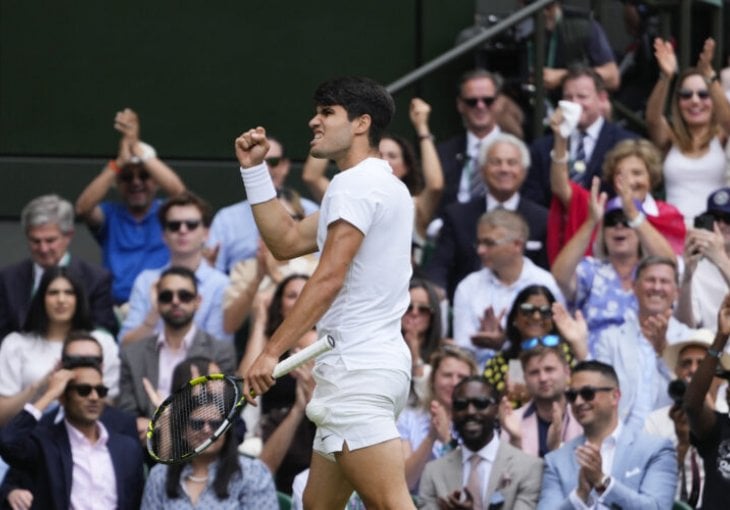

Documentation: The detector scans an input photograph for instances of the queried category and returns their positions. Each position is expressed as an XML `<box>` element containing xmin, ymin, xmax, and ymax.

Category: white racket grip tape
<box><xmin>272</xmin><ymin>335</ymin><xmax>335</xmax><ymax>378</ymax></box>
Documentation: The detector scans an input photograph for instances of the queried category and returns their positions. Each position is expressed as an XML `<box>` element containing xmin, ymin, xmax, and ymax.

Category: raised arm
<box><xmin>552</xmin><ymin>177</ymin><xmax>606</xmax><ymax>301</ymax></box>
<box><xmin>236</xmin><ymin>128</ymin><xmax>319</xmax><ymax>260</ymax></box>
<box><xmin>410</xmin><ymin>98</ymin><xmax>443</xmax><ymax>238</ymax></box>
<box><xmin>684</xmin><ymin>293</ymin><xmax>730</xmax><ymax>438</ymax></box>
<box><xmin>645</xmin><ymin>39</ymin><xmax>676</xmax><ymax>150</ymax></box>
<box><xmin>548</xmin><ymin>108</ymin><xmax>572</xmax><ymax>208</ymax></box>
<box><xmin>301</xmin><ymin>155</ymin><xmax>330</xmax><ymax>203</ymax></box>
<box><xmin>696</xmin><ymin>38</ymin><xmax>730</xmax><ymax>136</ymax></box>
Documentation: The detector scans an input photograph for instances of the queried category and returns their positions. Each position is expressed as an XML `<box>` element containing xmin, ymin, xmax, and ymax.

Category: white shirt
<box><xmin>485</xmin><ymin>192</ymin><xmax>520</xmax><ymax>212</ymax></box>
<box><xmin>156</xmin><ymin>324</ymin><xmax>197</xmax><ymax>398</ymax></box>
<box><xmin>460</xmin><ymin>434</ymin><xmax>500</xmax><ymax>506</ymax></box>
<box><xmin>570</xmin><ymin>117</ymin><xmax>604</xmax><ymax>164</ymax></box>
<box><xmin>316</xmin><ymin>157</ymin><xmax>413</xmax><ymax>372</ymax></box>
<box><xmin>568</xmin><ymin>422</ymin><xmax>623</xmax><ymax>509</ymax></box>
<box><xmin>452</xmin><ymin>257</ymin><xmax>565</xmax><ymax>368</ymax></box>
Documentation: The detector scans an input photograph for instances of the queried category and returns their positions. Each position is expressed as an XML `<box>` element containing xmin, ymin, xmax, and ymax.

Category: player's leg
<box><xmin>336</xmin><ymin>438</ymin><xmax>416</xmax><ymax>510</ymax></box>
<box><xmin>302</xmin><ymin>451</ymin><xmax>355</xmax><ymax>510</ymax></box>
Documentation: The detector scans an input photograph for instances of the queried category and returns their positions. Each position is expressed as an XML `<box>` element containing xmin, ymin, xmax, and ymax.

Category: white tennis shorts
<box><xmin>305</xmin><ymin>359</ymin><xmax>410</xmax><ymax>460</ymax></box>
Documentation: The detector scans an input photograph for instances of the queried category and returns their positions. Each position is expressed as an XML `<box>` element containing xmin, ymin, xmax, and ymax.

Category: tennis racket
<box><xmin>147</xmin><ymin>334</ymin><xmax>334</xmax><ymax>464</ymax></box>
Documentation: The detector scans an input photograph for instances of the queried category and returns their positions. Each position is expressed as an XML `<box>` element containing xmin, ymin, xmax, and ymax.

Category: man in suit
<box><xmin>522</xmin><ymin>66</ymin><xmax>637</xmax><ymax>208</ymax></box>
<box><xmin>0</xmin><ymin>331</ymin><xmax>138</xmax><ymax>509</ymax></box>
<box><xmin>0</xmin><ymin>194</ymin><xmax>117</xmax><ymax>341</ymax></box>
<box><xmin>117</xmin><ymin>265</ymin><xmax>236</xmax><ymax>443</ymax></box>
<box><xmin>420</xmin><ymin>375</ymin><xmax>542</xmax><ymax>509</ymax></box>
<box><xmin>426</xmin><ymin>133</ymin><xmax>549</xmax><ymax>301</ymax></box>
<box><xmin>0</xmin><ymin>361</ymin><xmax>145</xmax><ymax>510</ymax></box>
<box><xmin>538</xmin><ymin>360</ymin><xmax>677</xmax><ymax>509</ymax></box>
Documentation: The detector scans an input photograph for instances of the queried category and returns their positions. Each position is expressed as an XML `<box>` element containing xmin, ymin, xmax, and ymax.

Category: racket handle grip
<box><xmin>272</xmin><ymin>334</ymin><xmax>334</xmax><ymax>378</ymax></box>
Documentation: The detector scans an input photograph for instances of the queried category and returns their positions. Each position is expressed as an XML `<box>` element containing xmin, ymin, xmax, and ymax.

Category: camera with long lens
<box><xmin>667</xmin><ymin>379</ymin><xmax>687</xmax><ymax>405</ymax></box>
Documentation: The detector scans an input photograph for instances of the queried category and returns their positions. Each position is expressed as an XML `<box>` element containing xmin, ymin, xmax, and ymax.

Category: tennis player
<box><xmin>235</xmin><ymin>76</ymin><xmax>415</xmax><ymax>509</ymax></box>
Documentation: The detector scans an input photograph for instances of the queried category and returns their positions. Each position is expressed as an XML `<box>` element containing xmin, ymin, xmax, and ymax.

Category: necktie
<box><xmin>571</xmin><ymin>130</ymin><xmax>587</xmax><ymax>182</ymax></box>
<box><xmin>467</xmin><ymin>454</ymin><xmax>483</xmax><ymax>510</ymax></box>
<box><xmin>468</xmin><ymin>142</ymin><xmax>485</xmax><ymax>200</ymax></box>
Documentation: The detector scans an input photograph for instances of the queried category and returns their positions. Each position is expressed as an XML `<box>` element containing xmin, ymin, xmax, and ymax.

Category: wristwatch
<box><xmin>594</xmin><ymin>474</ymin><xmax>611</xmax><ymax>494</ymax></box>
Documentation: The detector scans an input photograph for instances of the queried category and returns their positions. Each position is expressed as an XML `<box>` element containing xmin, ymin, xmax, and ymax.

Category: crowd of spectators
<box><xmin>3</xmin><ymin>2</ymin><xmax>730</xmax><ymax>508</ymax></box>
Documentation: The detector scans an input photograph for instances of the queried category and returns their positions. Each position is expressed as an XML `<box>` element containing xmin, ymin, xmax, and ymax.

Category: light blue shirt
<box><xmin>120</xmin><ymin>262</ymin><xmax>231</xmax><ymax>342</ymax></box>
<box><xmin>209</xmin><ymin>198</ymin><xmax>319</xmax><ymax>274</ymax></box>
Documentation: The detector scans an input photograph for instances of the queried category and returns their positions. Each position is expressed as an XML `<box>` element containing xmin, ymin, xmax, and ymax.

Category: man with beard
<box><xmin>0</xmin><ymin>362</ymin><xmax>144</xmax><ymax>510</ymax></box>
<box><xmin>419</xmin><ymin>376</ymin><xmax>542</xmax><ymax>509</ymax></box>
<box><xmin>75</xmin><ymin>107</ymin><xmax>186</xmax><ymax>304</ymax></box>
<box><xmin>117</xmin><ymin>266</ymin><xmax>235</xmax><ymax>443</ymax></box>
<box><xmin>500</xmin><ymin>346</ymin><xmax>583</xmax><ymax>458</ymax></box>
<box><xmin>538</xmin><ymin>360</ymin><xmax>676</xmax><ymax>509</ymax></box>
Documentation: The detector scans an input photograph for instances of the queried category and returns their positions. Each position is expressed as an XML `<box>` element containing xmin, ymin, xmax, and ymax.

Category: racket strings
<box><xmin>150</xmin><ymin>378</ymin><xmax>238</xmax><ymax>462</ymax></box>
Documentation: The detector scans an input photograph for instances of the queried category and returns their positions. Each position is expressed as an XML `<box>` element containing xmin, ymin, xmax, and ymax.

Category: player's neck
<box><xmin>335</xmin><ymin>141</ymin><xmax>378</xmax><ymax>171</ymax></box>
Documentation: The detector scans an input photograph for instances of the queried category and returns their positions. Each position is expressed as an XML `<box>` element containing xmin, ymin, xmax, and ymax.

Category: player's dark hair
<box><xmin>313</xmin><ymin>76</ymin><xmax>395</xmax><ymax>147</ymax></box>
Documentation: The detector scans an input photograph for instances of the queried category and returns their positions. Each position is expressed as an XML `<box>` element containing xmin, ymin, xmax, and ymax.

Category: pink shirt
<box><xmin>65</xmin><ymin>420</ymin><xmax>117</xmax><ymax>510</ymax></box>
<box><xmin>156</xmin><ymin>325</ymin><xmax>196</xmax><ymax>398</ymax></box>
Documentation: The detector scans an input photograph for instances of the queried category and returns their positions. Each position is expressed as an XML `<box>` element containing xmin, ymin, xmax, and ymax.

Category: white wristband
<box><xmin>240</xmin><ymin>163</ymin><xmax>276</xmax><ymax>205</ymax></box>
<box><xmin>627</xmin><ymin>211</ymin><xmax>646</xmax><ymax>229</ymax></box>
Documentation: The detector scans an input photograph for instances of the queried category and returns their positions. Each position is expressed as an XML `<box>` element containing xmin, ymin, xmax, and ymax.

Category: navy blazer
<box><xmin>522</xmin><ymin>121</ymin><xmax>638</xmax><ymax>207</ymax></box>
<box><xmin>0</xmin><ymin>257</ymin><xmax>118</xmax><ymax>342</ymax></box>
<box><xmin>0</xmin><ymin>410</ymin><xmax>144</xmax><ymax>510</ymax></box>
<box><xmin>0</xmin><ymin>406</ymin><xmax>138</xmax><ymax>508</ymax></box>
<box><xmin>435</xmin><ymin>133</ymin><xmax>469</xmax><ymax>218</ymax></box>
<box><xmin>424</xmin><ymin>195</ymin><xmax>548</xmax><ymax>301</ymax></box>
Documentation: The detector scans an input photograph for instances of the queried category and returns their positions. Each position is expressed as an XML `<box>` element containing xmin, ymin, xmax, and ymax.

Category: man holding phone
<box><xmin>677</xmin><ymin>188</ymin><xmax>730</xmax><ymax>331</ymax></box>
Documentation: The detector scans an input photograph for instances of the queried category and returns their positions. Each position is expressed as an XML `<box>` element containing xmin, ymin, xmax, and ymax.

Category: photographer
<box><xmin>644</xmin><ymin>329</ymin><xmax>716</xmax><ymax>507</ymax></box>
<box><xmin>684</xmin><ymin>293</ymin><xmax>730</xmax><ymax>509</ymax></box>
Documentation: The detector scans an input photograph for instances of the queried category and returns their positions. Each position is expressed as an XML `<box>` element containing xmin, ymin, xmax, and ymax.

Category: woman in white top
<box><xmin>0</xmin><ymin>267</ymin><xmax>118</xmax><ymax>425</ymax></box>
<box><xmin>646</xmin><ymin>37</ymin><xmax>730</xmax><ymax>225</ymax></box>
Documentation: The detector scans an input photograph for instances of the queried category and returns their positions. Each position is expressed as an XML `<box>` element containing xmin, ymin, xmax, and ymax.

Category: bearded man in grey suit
<box><xmin>420</xmin><ymin>376</ymin><xmax>542</xmax><ymax>509</ymax></box>
<box><xmin>117</xmin><ymin>266</ymin><xmax>235</xmax><ymax>442</ymax></box>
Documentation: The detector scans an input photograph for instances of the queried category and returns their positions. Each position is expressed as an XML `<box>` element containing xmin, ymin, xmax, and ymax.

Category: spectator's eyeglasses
<box><xmin>158</xmin><ymin>289</ymin><xmax>197</xmax><ymax>304</ymax></box>
<box><xmin>452</xmin><ymin>396</ymin><xmax>496</xmax><ymax>411</ymax></box>
<box><xmin>564</xmin><ymin>386</ymin><xmax>614</xmax><ymax>403</ymax></box>
<box><xmin>460</xmin><ymin>96</ymin><xmax>496</xmax><ymax>108</ymax></box>
<box><xmin>521</xmin><ymin>334</ymin><xmax>561</xmax><ymax>351</ymax></box>
<box><xmin>603</xmin><ymin>213</ymin><xmax>630</xmax><ymax>228</ymax></box>
<box><xmin>518</xmin><ymin>303</ymin><xmax>553</xmax><ymax>319</ymax></box>
<box><xmin>67</xmin><ymin>384</ymin><xmax>109</xmax><ymax>398</ymax></box>
<box><xmin>406</xmin><ymin>304</ymin><xmax>432</xmax><ymax>315</ymax></box>
<box><xmin>189</xmin><ymin>418</ymin><xmax>224</xmax><ymax>431</ymax></box>
<box><xmin>119</xmin><ymin>170</ymin><xmax>150</xmax><ymax>183</ymax></box>
<box><xmin>677</xmin><ymin>89</ymin><xmax>710</xmax><ymax>101</ymax></box>
<box><xmin>265</xmin><ymin>157</ymin><xmax>283</xmax><ymax>166</ymax></box>
<box><xmin>165</xmin><ymin>220</ymin><xmax>202</xmax><ymax>232</ymax></box>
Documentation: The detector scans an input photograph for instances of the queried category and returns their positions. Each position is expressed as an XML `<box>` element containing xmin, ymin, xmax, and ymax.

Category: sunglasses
<box><xmin>165</xmin><ymin>220</ymin><xmax>202</xmax><ymax>232</ymax></box>
<box><xmin>67</xmin><ymin>383</ymin><xmax>109</xmax><ymax>398</ymax></box>
<box><xmin>564</xmin><ymin>385</ymin><xmax>614</xmax><ymax>403</ymax></box>
<box><xmin>119</xmin><ymin>170</ymin><xmax>150</xmax><ymax>183</ymax></box>
<box><xmin>265</xmin><ymin>156</ymin><xmax>284</xmax><ymax>167</ymax></box>
<box><xmin>158</xmin><ymin>289</ymin><xmax>197</xmax><ymax>304</ymax></box>
<box><xmin>677</xmin><ymin>89</ymin><xmax>710</xmax><ymax>101</ymax></box>
<box><xmin>453</xmin><ymin>396</ymin><xmax>496</xmax><ymax>411</ymax></box>
<box><xmin>406</xmin><ymin>304</ymin><xmax>432</xmax><ymax>315</ymax></box>
<box><xmin>461</xmin><ymin>96</ymin><xmax>496</xmax><ymax>108</ymax></box>
<box><xmin>518</xmin><ymin>303</ymin><xmax>552</xmax><ymax>319</ymax></box>
<box><xmin>521</xmin><ymin>334</ymin><xmax>561</xmax><ymax>351</ymax></box>
<box><xmin>189</xmin><ymin>418</ymin><xmax>224</xmax><ymax>431</ymax></box>
<box><xmin>603</xmin><ymin>213</ymin><xmax>630</xmax><ymax>228</ymax></box>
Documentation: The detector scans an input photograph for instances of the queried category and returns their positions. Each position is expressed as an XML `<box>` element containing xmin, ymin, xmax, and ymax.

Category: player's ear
<box><xmin>353</xmin><ymin>113</ymin><xmax>371</xmax><ymax>136</ymax></box>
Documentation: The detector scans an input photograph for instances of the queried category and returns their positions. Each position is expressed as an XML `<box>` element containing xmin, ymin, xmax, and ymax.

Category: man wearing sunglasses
<box><xmin>119</xmin><ymin>192</ymin><xmax>232</xmax><ymax>344</ymax></box>
<box><xmin>207</xmin><ymin>136</ymin><xmax>319</xmax><ymax>274</ymax></box>
<box><xmin>75</xmin><ymin>107</ymin><xmax>186</xmax><ymax>305</ymax></box>
<box><xmin>420</xmin><ymin>376</ymin><xmax>542</xmax><ymax>509</ymax></box>
<box><xmin>539</xmin><ymin>360</ymin><xmax>677</xmax><ymax>509</ymax></box>
<box><xmin>677</xmin><ymin>187</ymin><xmax>730</xmax><ymax>333</ymax></box>
<box><xmin>118</xmin><ymin>266</ymin><xmax>236</xmax><ymax>443</ymax></box>
<box><xmin>0</xmin><ymin>360</ymin><xmax>145</xmax><ymax>510</ymax></box>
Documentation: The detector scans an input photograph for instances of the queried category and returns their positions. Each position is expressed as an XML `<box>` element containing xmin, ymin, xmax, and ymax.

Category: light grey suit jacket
<box><xmin>537</xmin><ymin>427</ymin><xmax>677</xmax><ymax>509</ymax></box>
<box><xmin>419</xmin><ymin>440</ymin><xmax>543</xmax><ymax>509</ymax></box>
<box><xmin>117</xmin><ymin>328</ymin><xmax>236</xmax><ymax>417</ymax></box>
